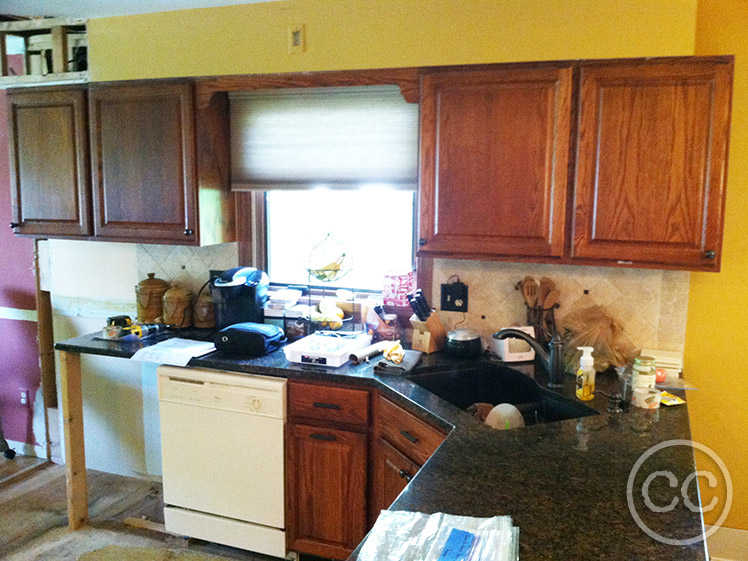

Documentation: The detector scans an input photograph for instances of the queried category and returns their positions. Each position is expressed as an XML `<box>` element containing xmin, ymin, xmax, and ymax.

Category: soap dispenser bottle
<box><xmin>575</xmin><ymin>346</ymin><xmax>596</xmax><ymax>401</ymax></box>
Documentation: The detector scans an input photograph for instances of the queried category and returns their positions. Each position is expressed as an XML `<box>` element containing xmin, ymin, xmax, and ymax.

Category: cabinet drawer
<box><xmin>377</xmin><ymin>396</ymin><xmax>445</xmax><ymax>465</ymax></box>
<box><xmin>288</xmin><ymin>381</ymin><xmax>369</xmax><ymax>428</ymax></box>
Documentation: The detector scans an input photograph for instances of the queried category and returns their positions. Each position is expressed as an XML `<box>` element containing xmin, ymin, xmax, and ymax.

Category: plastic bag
<box><xmin>560</xmin><ymin>305</ymin><xmax>637</xmax><ymax>372</ymax></box>
<box><xmin>358</xmin><ymin>510</ymin><xmax>519</xmax><ymax>561</ymax></box>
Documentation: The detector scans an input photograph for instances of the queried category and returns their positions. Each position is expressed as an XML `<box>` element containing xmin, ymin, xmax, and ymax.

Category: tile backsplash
<box><xmin>432</xmin><ymin>259</ymin><xmax>690</xmax><ymax>354</ymax></box>
<box><xmin>135</xmin><ymin>243</ymin><xmax>239</xmax><ymax>296</ymax></box>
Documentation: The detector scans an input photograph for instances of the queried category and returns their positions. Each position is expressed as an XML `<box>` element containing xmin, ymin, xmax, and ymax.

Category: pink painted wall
<box><xmin>0</xmin><ymin>54</ymin><xmax>42</xmax><ymax>446</ymax></box>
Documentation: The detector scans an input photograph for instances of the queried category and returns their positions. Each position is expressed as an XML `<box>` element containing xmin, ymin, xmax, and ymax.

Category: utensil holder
<box><xmin>410</xmin><ymin>313</ymin><xmax>447</xmax><ymax>354</ymax></box>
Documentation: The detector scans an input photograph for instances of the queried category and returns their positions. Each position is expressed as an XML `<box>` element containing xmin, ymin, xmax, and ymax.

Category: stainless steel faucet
<box><xmin>492</xmin><ymin>328</ymin><xmax>566</xmax><ymax>388</ymax></box>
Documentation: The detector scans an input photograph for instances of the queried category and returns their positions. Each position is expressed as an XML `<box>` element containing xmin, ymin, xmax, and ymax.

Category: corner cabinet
<box><xmin>89</xmin><ymin>82</ymin><xmax>197</xmax><ymax>242</ymax></box>
<box><xmin>418</xmin><ymin>65</ymin><xmax>573</xmax><ymax>259</ymax></box>
<box><xmin>8</xmin><ymin>87</ymin><xmax>92</xmax><ymax>237</ymax></box>
<box><xmin>572</xmin><ymin>59</ymin><xmax>733</xmax><ymax>270</ymax></box>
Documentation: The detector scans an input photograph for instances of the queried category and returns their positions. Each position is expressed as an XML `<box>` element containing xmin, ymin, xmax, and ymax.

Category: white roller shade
<box><xmin>229</xmin><ymin>86</ymin><xmax>419</xmax><ymax>190</ymax></box>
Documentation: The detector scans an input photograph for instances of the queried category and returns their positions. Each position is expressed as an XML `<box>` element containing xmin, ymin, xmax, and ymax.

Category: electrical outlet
<box><xmin>287</xmin><ymin>24</ymin><xmax>306</xmax><ymax>53</ymax></box>
<box><xmin>19</xmin><ymin>388</ymin><xmax>28</xmax><ymax>406</ymax></box>
<box><xmin>209</xmin><ymin>269</ymin><xmax>224</xmax><ymax>282</ymax></box>
<box><xmin>441</xmin><ymin>282</ymin><xmax>468</xmax><ymax>312</ymax></box>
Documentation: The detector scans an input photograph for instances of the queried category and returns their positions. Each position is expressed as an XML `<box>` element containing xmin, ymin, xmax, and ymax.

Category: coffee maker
<box><xmin>211</xmin><ymin>267</ymin><xmax>270</xmax><ymax>329</ymax></box>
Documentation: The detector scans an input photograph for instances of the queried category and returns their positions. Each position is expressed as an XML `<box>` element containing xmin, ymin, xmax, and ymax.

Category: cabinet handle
<box><xmin>184</xmin><ymin>228</ymin><xmax>194</xmax><ymax>236</ymax></box>
<box><xmin>705</xmin><ymin>250</ymin><xmax>716</xmax><ymax>259</ymax></box>
<box><xmin>418</xmin><ymin>238</ymin><xmax>427</xmax><ymax>246</ymax></box>
<box><xmin>400</xmin><ymin>430</ymin><xmax>419</xmax><ymax>444</ymax></box>
<box><xmin>311</xmin><ymin>433</ymin><xmax>337</xmax><ymax>442</ymax></box>
<box><xmin>9</xmin><ymin>222</ymin><xmax>19</xmax><ymax>229</ymax></box>
<box><xmin>313</xmin><ymin>402</ymin><xmax>341</xmax><ymax>410</ymax></box>
<box><xmin>399</xmin><ymin>469</ymin><xmax>412</xmax><ymax>482</ymax></box>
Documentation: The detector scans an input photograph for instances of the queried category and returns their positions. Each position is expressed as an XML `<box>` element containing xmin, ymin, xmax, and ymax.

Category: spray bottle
<box><xmin>575</xmin><ymin>346</ymin><xmax>595</xmax><ymax>401</ymax></box>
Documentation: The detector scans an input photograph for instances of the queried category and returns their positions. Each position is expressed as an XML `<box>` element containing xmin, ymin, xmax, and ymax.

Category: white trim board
<box><xmin>0</xmin><ymin>307</ymin><xmax>37</xmax><ymax>322</ymax></box>
<box><xmin>708</xmin><ymin>526</ymin><xmax>748</xmax><ymax>561</ymax></box>
<box><xmin>5</xmin><ymin>439</ymin><xmax>46</xmax><ymax>459</ymax></box>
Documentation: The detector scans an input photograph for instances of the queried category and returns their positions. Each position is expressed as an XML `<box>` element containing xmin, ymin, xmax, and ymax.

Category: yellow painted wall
<box><xmin>688</xmin><ymin>0</ymin><xmax>748</xmax><ymax>531</ymax></box>
<box><xmin>88</xmin><ymin>0</ymin><xmax>696</xmax><ymax>81</ymax></box>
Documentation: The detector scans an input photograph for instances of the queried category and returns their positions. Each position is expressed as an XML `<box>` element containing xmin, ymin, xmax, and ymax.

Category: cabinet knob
<box><xmin>9</xmin><ymin>222</ymin><xmax>19</xmax><ymax>229</ymax></box>
<box><xmin>418</xmin><ymin>238</ymin><xmax>427</xmax><ymax>246</ymax></box>
<box><xmin>398</xmin><ymin>469</ymin><xmax>412</xmax><ymax>482</ymax></box>
<box><xmin>184</xmin><ymin>228</ymin><xmax>194</xmax><ymax>236</ymax></box>
<box><xmin>705</xmin><ymin>250</ymin><xmax>716</xmax><ymax>259</ymax></box>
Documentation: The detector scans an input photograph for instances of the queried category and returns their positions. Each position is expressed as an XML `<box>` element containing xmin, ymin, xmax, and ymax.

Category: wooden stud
<box><xmin>50</xmin><ymin>26</ymin><xmax>68</xmax><ymax>74</ymax></box>
<box><xmin>59</xmin><ymin>350</ymin><xmax>88</xmax><ymax>530</ymax></box>
<box><xmin>0</xmin><ymin>33</ymin><xmax>7</xmax><ymax>77</ymax></box>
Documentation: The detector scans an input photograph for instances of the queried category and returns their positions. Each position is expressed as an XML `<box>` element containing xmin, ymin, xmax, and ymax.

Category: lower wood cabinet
<box><xmin>370</xmin><ymin>437</ymin><xmax>421</xmax><ymax>520</ymax></box>
<box><xmin>285</xmin><ymin>382</ymin><xmax>448</xmax><ymax>559</ymax></box>
<box><xmin>286</xmin><ymin>422</ymin><xmax>368</xmax><ymax>560</ymax></box>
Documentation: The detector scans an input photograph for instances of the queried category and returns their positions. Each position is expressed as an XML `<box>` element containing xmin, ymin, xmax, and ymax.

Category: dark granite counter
<box><xmin>56</xmin><ymin>331</ymin><xmax>706</xmax><ymax>560</ymax></box>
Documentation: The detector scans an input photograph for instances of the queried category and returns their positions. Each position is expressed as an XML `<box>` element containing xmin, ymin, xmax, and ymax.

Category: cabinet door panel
<box><xmin>573</xmin><ymin>60</ymin><xmax>732</xmax><ymax>268</ymax></box>
<box><xmin>90</xmin><ymin>82</ymin><xmax>196</xmax><ymax>242</ymax></box>
<box><xmin>370</xmin><ymin>437</ymin><xmax>420</xmax><ymax>524</ymax></box>
<box><xmin>419</xmin><ymin>66</ymin><xmax>572</xmax><ymax>258</ymax></box>
<box><xmin>286</xmin><ymin>423</ymin><xmax>367</xmax><ymax>560</ymax></box>
<box><xmin>8</xmin><ymin>88</ymin><xmax>90</xmax><ymax>236</ymax></box>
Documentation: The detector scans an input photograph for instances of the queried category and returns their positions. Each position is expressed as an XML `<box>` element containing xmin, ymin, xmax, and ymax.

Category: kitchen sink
<box><xmin>407</xmin><ymin>364</ymin><xmax>598</xmax><ymax>426</ymax></box>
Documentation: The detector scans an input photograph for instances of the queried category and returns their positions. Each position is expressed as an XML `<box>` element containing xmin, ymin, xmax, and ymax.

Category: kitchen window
<box><xmin>230</xmin><ymin>86</ymin><xmax>419</xmax><ymax>291</ymax></box>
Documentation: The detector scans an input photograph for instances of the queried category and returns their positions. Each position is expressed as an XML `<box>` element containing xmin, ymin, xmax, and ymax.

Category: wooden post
<box><xmin>50</xmin><ymin>26</ymin><xmax>68</xmax><ymax>74</ymax></box>
<box><xmin>0</xmin><ymin>33</ymin><xmax>7</xmax><ymax>77</ymax></box>
<box><xmin>59</xmin><ymin>351</ymin><xmax>88</xmax><ymax>530</ymax></box>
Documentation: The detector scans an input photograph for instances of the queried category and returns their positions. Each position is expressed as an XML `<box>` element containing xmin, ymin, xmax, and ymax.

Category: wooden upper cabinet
<box><xmin>572</xmin><ymin>59</ymin><xmax>733</xmax><ymax>270</ymax></box>
<box><xmin>418</xmin><ymin>65</ymin><xmax>573</xmax><ymax>258</ymax></box>
<box><xmin>8</xmin><ymin>87</ymin><xmax>91</xmax><ymax>237</ymax></box>
<box><xmin>89</xmin><ymin>81</ymin><xmax>197</xmax><ymax>242</ymax></box>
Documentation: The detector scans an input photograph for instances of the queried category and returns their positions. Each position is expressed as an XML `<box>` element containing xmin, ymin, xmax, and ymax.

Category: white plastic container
<box><xmin>284</xmin><ymin>332</ymin><xmax>372</xmax><ymax>367</ymax></box>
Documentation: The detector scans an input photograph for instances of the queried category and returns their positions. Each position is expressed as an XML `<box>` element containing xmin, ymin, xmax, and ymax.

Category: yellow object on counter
<box><xmin>382</xmin><ymin>340</ymin><xmax>404</xmax><ymax>364</ymax></box>
<box><xmin>660</xmin><ymin>391</ymin><xmax>686</xmax><ymax>406</ymax></box>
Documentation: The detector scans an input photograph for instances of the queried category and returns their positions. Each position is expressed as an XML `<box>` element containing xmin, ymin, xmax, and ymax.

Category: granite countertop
<box><xmin>56</xmin><ymin>331</ymin><xmax>706</xmax><ymax>560</ymax></box>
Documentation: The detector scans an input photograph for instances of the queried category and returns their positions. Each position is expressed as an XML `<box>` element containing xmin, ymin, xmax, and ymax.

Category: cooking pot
<box><xmin>445</xmin><ymin>328</ymin><xmax>483</xmax><ymax>358</ymax></box>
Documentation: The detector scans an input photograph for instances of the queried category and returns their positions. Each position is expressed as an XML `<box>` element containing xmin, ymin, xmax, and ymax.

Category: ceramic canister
<box><xmin>135</xmin><ymin>273</ymin><xmax>170</xmax><ymax>322</ymax></box>
<box><xmin>163</xmin><ymin>285</ymin><xmax>193</xmax><ymax>328</ymax></box>
<box><xmin>193</xmin><ymin>291</ymin><xmax>216</xmax><ymax>329</ymax></box>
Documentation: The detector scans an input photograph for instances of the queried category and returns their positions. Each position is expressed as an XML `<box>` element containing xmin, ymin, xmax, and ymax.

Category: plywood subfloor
<box><xmin>0</xmin><ymin>463</ymin><xmax>283</xmax><ymax>561</ymax></box>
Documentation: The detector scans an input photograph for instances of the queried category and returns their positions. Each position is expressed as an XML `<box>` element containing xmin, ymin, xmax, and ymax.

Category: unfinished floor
<box><xmin>0</xmin><ymin>456</ymin><xmax>284</xmax><ymax>561</ymax></box>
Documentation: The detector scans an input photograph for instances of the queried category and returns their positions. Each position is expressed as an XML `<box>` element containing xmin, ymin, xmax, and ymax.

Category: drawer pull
<box><xmin>399</xmin><ymin>469</ymin><xmax>412</xmax><ymax>482</ymax></box>
<box><xmin>313</xmin><ymin>402</ymin><xmax>341</xmax><ymax>410</ymax></box>
<box><xmin>311</xmin><ymin>433</ymin><xmax>337</xmax><ymax>442</ymax></box>
<box><xmin>400</xmin><ymin>430</ymin><xmax>419</xmax><ymax>444</ymax></box>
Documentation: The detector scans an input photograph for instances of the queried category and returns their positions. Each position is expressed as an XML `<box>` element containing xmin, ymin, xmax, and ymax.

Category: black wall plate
<box><xmin>441</xmin><ymin>282</ymin><xmax>468</xmax><ymax>312</ymax></box>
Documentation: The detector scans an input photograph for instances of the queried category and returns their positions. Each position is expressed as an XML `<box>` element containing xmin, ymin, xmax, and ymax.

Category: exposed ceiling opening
<box><xmin>1</xmin><ymin>0</ymin><xmax>283</xmax><ymax>19</ymax></box>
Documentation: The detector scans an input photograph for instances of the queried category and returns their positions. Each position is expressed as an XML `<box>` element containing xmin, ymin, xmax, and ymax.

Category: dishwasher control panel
<box><xmin>157</xmin><ymin>366</ymin><xmax>286</xmax><ymax>419</ymax></box>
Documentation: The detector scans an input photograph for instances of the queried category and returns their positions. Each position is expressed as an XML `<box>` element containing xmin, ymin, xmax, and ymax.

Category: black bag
<box><xmin>214</xmin><ymin>322</ymin><xmax>286</xmax><ymax>357</ymax></box>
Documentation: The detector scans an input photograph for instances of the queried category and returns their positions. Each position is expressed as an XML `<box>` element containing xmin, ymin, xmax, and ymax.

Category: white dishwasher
<box><xmin>157</xmin><ymin>366</ymin><xmax>287</xmax><ymax>558</ymax></box>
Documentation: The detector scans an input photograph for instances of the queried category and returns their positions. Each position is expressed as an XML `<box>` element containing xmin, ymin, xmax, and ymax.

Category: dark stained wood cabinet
<box><xmin>572</xmin><ymin>59</ymin><xmax>733</xmax><ymax>270</ymax></box>
<box><xmin>370</xmin><ymin>437</ymin><xmax>420</xmax><ymax>520</ymax></box>
<box><xmin>418</xmin><ymin>65</ymin><xmax>573</xmax><ymax>259</ymax></box>
<box><xmin>286</xmin><ymin>381</ymin><xmax>369</xmax><ymax>560</ymax></box>
<box><xmin>8</xmin><ymin>87</ymin><xmax>91</xmax><ymax>237</ymax></box>
<box><xmin>89</xmin><ymin>81</ymin><xmax>198</xmax><ymax>242</ymax></box>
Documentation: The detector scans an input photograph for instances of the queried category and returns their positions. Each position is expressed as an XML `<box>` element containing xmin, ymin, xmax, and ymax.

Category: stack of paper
<box><xmin>131</xmin><ymin>338</ymin><xmax>216</xmax><ymax>367</ymax></box>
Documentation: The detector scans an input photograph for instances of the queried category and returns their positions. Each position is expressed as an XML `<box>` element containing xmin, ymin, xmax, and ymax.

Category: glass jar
<box><xmin>632</xmin><ymin>356</ymin><xmax>656</xmax><ymax>389</ymax></box>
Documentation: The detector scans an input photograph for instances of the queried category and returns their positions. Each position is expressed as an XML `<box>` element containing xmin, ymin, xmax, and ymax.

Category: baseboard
<box><xmin>708</xmin><ymin>526</ymin><xmax>748</xmax><ymax>561</ymax></box>
<box><xmin>6</xmin><ymin>439</ymin><xmax>47</xmax><ymax>459</ymax></box>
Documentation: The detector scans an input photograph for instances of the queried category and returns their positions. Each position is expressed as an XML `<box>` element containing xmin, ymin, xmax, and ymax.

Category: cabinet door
<box><xmin>419</xmin><ymin>66</ymin><xmax>572</xmax><ymax>258</ymax></box>
<box><xmin>8</xmin><ymin>87</ymin><xmax>91</xmax><ymax>237</ymax></box>
<box><xmin>286</xmin><ymin>423</ymin><xmax>367</xmax><ymax>560</ymax></box>
<box><xmin>89</xmin><ymin>81</ymin><xmax>197</xmax><ymax>242</ymax></box>
<box><xmin>370</xmin><ymin>437</ymin><xmax>420</xmax><ymax>525</ymax></box>
<box><xmin>573</xmin><ymin>59</ymin><xmax>733</xmax><ymax>269</ymax></box>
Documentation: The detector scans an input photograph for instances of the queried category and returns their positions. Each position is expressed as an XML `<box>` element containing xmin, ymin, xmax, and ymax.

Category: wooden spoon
<box><xmin>538</xmin><ymin>277</ymin><xmax>556</xmax><ymax>308</ymax></box>
<box><xmin>521</xmin><ymin>276</ymin><xmax>538</xmax><ymax>308</ymax></box>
